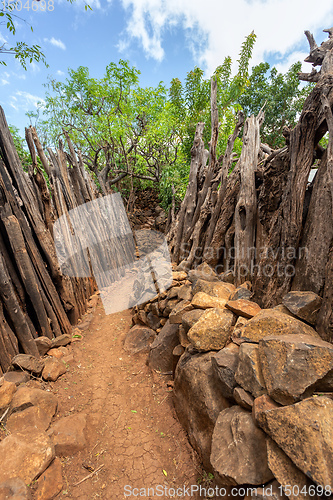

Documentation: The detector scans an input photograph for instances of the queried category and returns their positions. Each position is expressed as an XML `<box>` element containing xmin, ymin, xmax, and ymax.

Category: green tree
<box><xmin>238</xmin><ymin>61</ymin><xmax>314</xmax><ymax>148</ymax></box>
<box><xmin>33</xmin><ymin>60</ymin><xmax>183</xmax><ymax>199</ymax></box>
<box><xmin>169</xmin><ymin>32</ymin><xmax>257</xmax><ymax>168</ymax></box>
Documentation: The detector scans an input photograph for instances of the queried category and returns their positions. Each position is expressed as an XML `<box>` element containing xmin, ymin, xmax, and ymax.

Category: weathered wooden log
<box><xmin>253</xmin><ymin>73</ymin><xmax>333</xmax><ymax>307</ymax></box>
<box><xmin>1</xmin><ymin>209</ymin><xmax>53</xmax><ymax>338</ymax></box>
<box><xmin>0</xmin><ymin>250</ymin><xmax>39</xmax><ymax>356</ymax></box>
<box><xmin>203</xmin><ymin>111</ymin><xmax>244</xmax><ymax>256</ymax></box>
<box><xmin>233</xmin><ymin>110</ymin><xmax>264</xmax><ymax>285</ymax></box>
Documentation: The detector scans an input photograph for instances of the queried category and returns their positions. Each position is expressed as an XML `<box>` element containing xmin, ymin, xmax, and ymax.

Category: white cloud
<box><xmin>56</xmin><ymin>70</ymin><xmax>65</xmax><ymax>76</ymax></box>
<box><xmin>0</xmin><ymin>33</ymin><xmax>7</xmax><ymax>45</ymax></box>
<box><xmin>1</xmin><ymin>79</ymin><xmax>9</xmax><ymax>86</ymax></box>
<box><xmin>118</xmin><ymin>0</ymin><xmax>333</xmax><ymax>74</ymax></box>
<box><xmin>44</xmin><ymin>37</ymin><xmax>66</xmax><ymax>50</ymax></box>
<box><xmin>9</xmin><ymin>91</ymin><xmax>45</xmax><ymax>112</ymax></box>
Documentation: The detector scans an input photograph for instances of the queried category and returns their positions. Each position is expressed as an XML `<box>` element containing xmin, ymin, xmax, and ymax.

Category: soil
<box><xmin>47</xmin><ymin>298</ymin><xmax>203</xmax><ymax>499</ymax></box>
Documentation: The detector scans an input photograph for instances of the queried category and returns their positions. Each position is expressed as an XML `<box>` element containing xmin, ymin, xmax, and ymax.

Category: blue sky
<box><xmin>1</xmin><ymin>0</ymin><xmax>333</xmax><ymax>135</ymax></box>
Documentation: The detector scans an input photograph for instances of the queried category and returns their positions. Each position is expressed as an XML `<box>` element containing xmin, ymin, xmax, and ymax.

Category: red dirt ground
<box><xmin>48</xmin><ymin>298</ymin><xmax>206</xmax><ymax>499</ymax></box>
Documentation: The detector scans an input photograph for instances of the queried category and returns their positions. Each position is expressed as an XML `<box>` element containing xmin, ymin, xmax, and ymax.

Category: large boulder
<box><xmin>210</xmin><ymin>406</ymin><xmax>274</xmax><ymax>486</ymax></box>
<box><xmin>173</xmin><ymin>350</ymin><xmax>230</xmax><ymax>469</ymax></box>
<box><xmin>11</xmin><ymin>354</ymin><xmax>44</xmax><ymax>375</ymax></box>
<box><xmin>10</xmin><ymin>387</ymin><xmax>58</xmax><ymax>419</ymax></box>
<box><xmin>182</xmin><ymin>309</ymin><xmax>205</xmax><ymax>334</ymax></box>
<box><xmin>123</xmin><ymin>325</ymin><xmax>155</xmax><ymax>354</ymax></box>
<box><xmin>235</xmin><ymin>343</ymin><xmax>266</xmax><ymax>398</ymax></box>
<box><xmin>48</xmin><ymin>413</ymin><xmax>87</xmax><ymax>456</ymax></box>
<box><xmin>187</xmin><ymin>308</ymin><xmax>235</xmax><ymax>351</ymax></box>
<box><xmin>259</xmin><ymin>334</ymin><xmax>333</xmax><ymax>405</ymax></box>
<box><xmin>240</xmin><ymin>310</ymin><xmax>319</xmax><ymax>343</ymax></box>
<box><xmin>226</xmin><ymin>299</ymin><xmax>261</xmax><ymax>319</ymax></box>
<box><xmin>192</xmin><ymin>279</ymin><xmax>234</xmax><ymax>300</ymax></box>
<box><xmin>0</xmin><ymin>431</ymin><xmax>54</xmax><ymax>484</ymax></box>
<box><xmin>211</xmin><ymin>343</ymin><xmax>239</xmax><ymax>399</ymax></box>
<box><xmin>266</xmin><ymin>438</ymin><xmax>314</xmax><ymax>500</ymax></box>
<box><xmin>148</xmin><ymin>321</ymin><xmax>179</xmax><ymax>373</ymax></box>
<box><xmin>6</xmin><ymin>406</ymin><xmax>53</xmax><ymax>435</ymax></box>
<box><xmin>261</xmin><ymin>396</ymin><xmax>333</xmax><ymax>488</ymax></box>
<box><xmin>35</xmin><ymin>457</ymin><xmax>63</xmax><ymax>500</ymax></box>
<box><xmin>282</xmin><ymin>291</ymin><xmax>322</xmax><ymax>325</ymax></box>
<box><xmin>191</xmin><ymin>292</ymin><xmax>229</xmax><ymax>309</ymax></box>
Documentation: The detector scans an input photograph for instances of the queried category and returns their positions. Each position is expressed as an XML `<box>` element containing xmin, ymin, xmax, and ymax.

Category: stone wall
<box><xmin>127</xmin><ymin>262</ymin><xmax>333</xmax><ymax>496</ymax></box>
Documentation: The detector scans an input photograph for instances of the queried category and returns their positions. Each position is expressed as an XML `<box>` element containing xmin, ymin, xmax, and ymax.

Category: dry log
<box><xmin>234</xmin><ymin>110</ymin><xmax>264</xmax><ymax>285</ymax></box>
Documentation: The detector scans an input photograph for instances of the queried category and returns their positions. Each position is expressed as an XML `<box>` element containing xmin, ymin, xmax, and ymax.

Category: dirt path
<box><xmin>50</xmin><ymin>298</ymin><xmax>201</xmax><ymax>499</ymax></box>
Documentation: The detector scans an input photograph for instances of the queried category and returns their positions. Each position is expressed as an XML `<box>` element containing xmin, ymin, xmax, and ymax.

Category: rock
<box><xmin>174</xmin><ymin>350</ymin><xmax>230</xmax><ymax>469</ymax></box>
<box><xmin>172</xmin><ymin>345</ymin><xmax>185</xmax><ymax>377</ymax></box>
<box><xmin>148</xmin><ymin>321</ymin><xmax>179</xmax><ymax>373</ymax></box>
<box><xmin>123</xmin><ymin>325</ymin><xmax>155</xmax><ymax>354</ymax></box>
<box><xmin>211</xmin><ymin>344</ymin><xmax>239</xmax><ymax>399</ymax></box>
<box><xmin>0</xmin><ymin>380</ymin><xmax>17</xmax><ymax>410</ymax></box>
<box><xmin>266</xmin><ymin>439</ymin><xmax>313</xmax><ymax>500</ymax></box>
<box><xmin>226</xmin><ymin>299</ymin><xmax>261</xmax><ymax>318</ymax></box>
<box><xmin>177</xmin><ymin>285</ymin><xmax>193</xmax><ymax>301</ymax></box>
<box><xmin>245</xmin><ymin>480</ymin><xmax>287</xmax><ymax>500</ymax></box>
<box><xmin>188</xmin><ymin>269</ymin><xmax>219</xmax><ymax>285</ymax></box>
<box><xmin>169</xmin><ymin>300</ymin><xmax>193</xmax><ymax>324</ymax></box>
<box><xmin>193</xmin><ymin>279</ymin><xmax>234</xmax><ymax>300</ymax></box>
<box><xmin>230</xmin><ymin>287</ymin><xmax>253</xmax><ymax>301</ymax></box>
<box><xmin>172</xmin><ymin>271</ymin><xmax>188</xmax><ymax>281</ymax></box>
<box><xmin>196</xmin><ymin>262</ymin><xmax>217</xmax><ymax>277</ymax></box>
<box><xmin>235</xmin><ymin>343</ymin><xmax>266</xmax><ymax>398</ymax></box>
<box><xmin>35</xmin><ymin>457</ymin><xmax>63</xmax><ymax>500</ymax></box>
<box><xmin>259</xmin><ymin>334</ymin><xmax>333</xmax><ymax>405</ymax></box>
<box><xmin>51</xmin><ymin>334</ymin><xmax>71</xmax><ymax>348</ymax></box>
<box><xmin>41</xmin><ymin>358</ymin><xmax>67</xmax><ymax>382</ymax></box>
<box><xmin>135</xmin><ymin>309</ymin><xmax>148</xmax><ymax>325</ymax></box>
<box><xmin>3</xmin><ymin>371</ymin><xmax>30</xmax><ymax>386</ymax></box>
<box><xmin>188</xmin><ymin>308</ymin><xmax>235</xmax><ymax>352</ymax></box>
<box><xmin>6</xmin><ymin>406</ymin><xmax>53</xmax><ymax>434</ymax></box>
<box><xmin>218</xmin><ymin>270</ymin><xmax>235</xmax><ymax>284</ymax></box>
<box><xmin>232</xmin><ymin>316</ymin><xmax>248</xmax><ymax>343</ymax></box>
<box><xmin>233</xmin><ymin>387</ymin><xmax>254</xmax><ymax>410</ymax></box>
<box><xmin>11</xmin><ymin>354</ymin><xmax>45</xmax><ymax>375</ymax></box>
<box><xmin>0</xmin><ymin>478</ymin><xmax>31</xmax><ymax>500</ymax></box>
<box><xmin>282</xmin><ymin>291</ymin><xmax>322</xmax><ymax>325</ymax></box>
<box><xmin>47</xmin><ymin>347</ymin><xmax>68</xmax><ymax>359</ymax></box>
<box><xmin>150</xmin><ymin>302</ymin><xmax>160</xmax><ymax>317</ymax></box>
<box><xmin>210</xmin><ymin>406</ymin><xmax>274</xmax><ymax>486</ymax></box>
<box><xmin>10</xmin><ymin>387</ymin><xmax>58</xmax><ymax>419</ymax></box>
<box><xmin>62</xmin><ymin>354</ymin><xmax>74</xmax><ymax>365</ymax></box>
<box><xmin>145</xmin><ymin>312</ymin><xmax>161</xmax><ymax>331</ymax></box>
<box><xmin>240</xmin><ymin>310</ymin><xmax>319</xmax><ymax>343</ymax></box>
<box><xmin>252</xmin><ymin>394</ymin><xmax>281</xmax><ymax>430</ymax></box>
<box><xmin>35</xmin><ymin>337</ymin><xmax>53</xmax><ymax>356</ymax></box>
<box><xmin>0</xmin><ymin>432</ymin><xmax>54</xmax><ymax>484</ymax></box>
<box><xmin>178</xmin><ymin>325</ymin><xmax>191</xmax><ymax>348</ymax></box>
<box><xmin>163</xmin><ymin>298</ymin><xmax>178</xmax><ymax>316</ymax></box>
<box><xmin>191</xmin><ymin>292</ymin><xmax>228</xmax><ymax>309</ymax></box>
<box><xmin>273</xmin><ymin>304</ymin><xmax>298</xmax><ymax>318</ymax></box>
<box><xmin>167</xmin><ymin>288</ymin><xmax>179</xmax><ymax>300</ymax></box>
<box><xmin>48</xmin><ymin>413</ymin><xmax>87</xmax><ymax>456</ymax></box>
<box><xmin>263</xmin><ymin>396</ymin><xmax>333</xmax><ymax>488</ymax></box>
<box><xmin>181</xmin><ymin>309</ymin><xmax>205</xmax><ymax>334</ymax></box>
